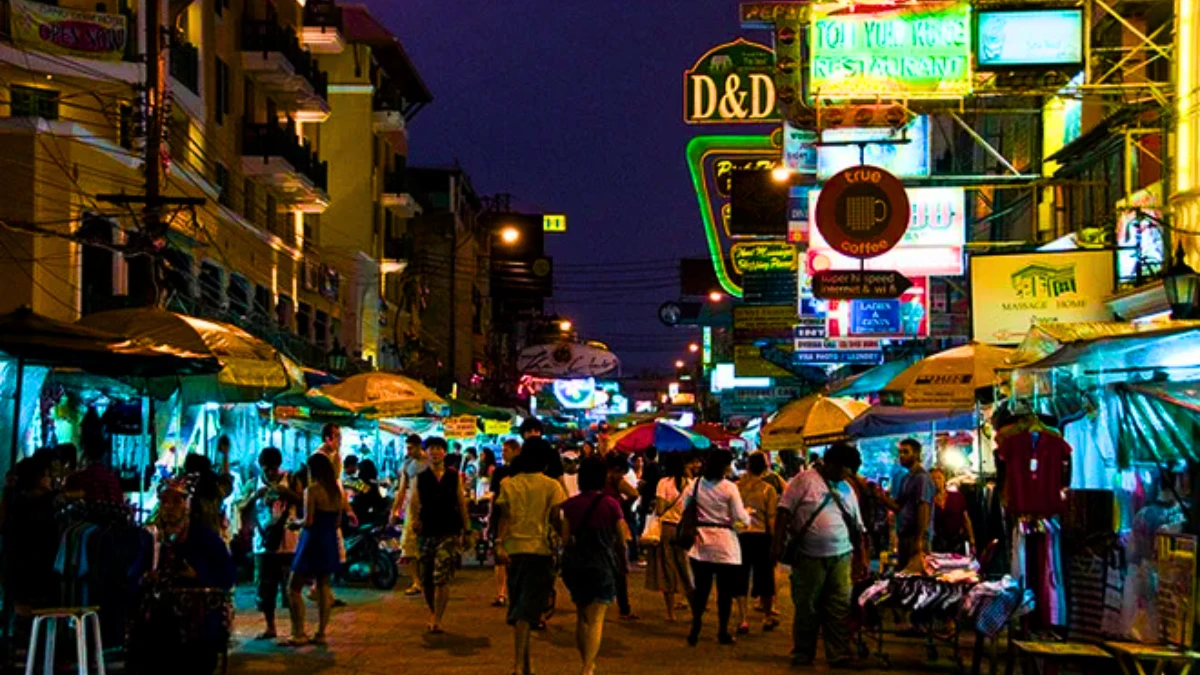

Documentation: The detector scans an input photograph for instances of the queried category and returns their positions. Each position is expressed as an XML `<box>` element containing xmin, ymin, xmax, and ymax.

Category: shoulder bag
<box><xmin>641</xmin><ymin>485</ymin><xmax>683</xmax><ymax>546</ymax></box>
<box><xmin>671</xmin><ymin>479</ymin><xmax>703</xmax><ymax>550</ymax></box>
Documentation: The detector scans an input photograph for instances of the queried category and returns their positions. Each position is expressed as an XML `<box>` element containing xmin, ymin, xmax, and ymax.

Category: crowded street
<box><xmin>2</xmin><ymin>0</ymin><xmax>1200</xmax><ymax>674</ymax></box>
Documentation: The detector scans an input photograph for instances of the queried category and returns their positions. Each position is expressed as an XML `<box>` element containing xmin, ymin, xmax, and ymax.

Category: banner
<box><xmin>483</xmin><ymin>419</ymin><xmax>512</xmax><ymax>436</ymax></box>
<box><xmin>444</xmin><ymin>415</ymin><xmax>479</xmax><ymax>440</ymax></box>
<box><xmin>971</xmin><ymin>250</ymin><xmax>1115</xmax><ymax>344</ymax></box>
<box><xmin>11</xmin><ymin>0</ymin><xmax>128</xmax><ymax>62</ymax></box>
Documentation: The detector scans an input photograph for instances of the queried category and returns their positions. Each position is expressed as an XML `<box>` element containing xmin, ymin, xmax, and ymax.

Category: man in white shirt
<box><xmin>774</xmin><ymin>442</ymin><xmax>864</xmax><ymax>668</ymax></box>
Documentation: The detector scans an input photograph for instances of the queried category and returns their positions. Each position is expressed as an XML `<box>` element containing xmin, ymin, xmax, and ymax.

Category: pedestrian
<box><xmin>315</xmin><ymin>424</ymin><xmax>354</xmax><ymax>608</ymax></box>
<box><xmin>343</xmin><ymin>454</ymin><xmax>359</xmax><ymax>484</ymax></box>
<box><xmin>184</xmin><ymin>453</ymin><xmax>234</xmax><ymax>541</ymax></box>
<box><xmin>877</xmin><ymin>438</ymin><xmax>935</xmax><ymax>573</ymax></box>
<box><xmin>519</xmin><ymin>417</ymin><xmax>543</xmax><ymax>440</ymax></box>
<box><xmin>411</xmin><ymin>437</ymin><xmax>470</xmax><ymax>634</ymax></box>
<box><xmin>604</xmin><ymin>452</ymin><xmax>640</xmax><ymax>620</ymax></box>
<box><xmin>930</xmin><ymin>467</ymin><xmax>975</xmax><ymax>555</ymax></box>
<box><xmin>562</xmin><ymin>450</ymin><xmax>581</xmax><ymax>497</ymax></box>
<box><xmin>645</xmin><ymin>452</ymin><xmax>694</xmax><ymax>622</ymax></box>
<box><xmin>236</xmin><ymin>447</ymin><xmax>302</xmax><ymax>640</ymax></box>
<box><xmin>285</xmin><ymin>452</ymin><xmax>342</xmax><ymax>646</ymax></box>
<box><xmin>489</xmin><ymin>438</ymin><xmax>520</xmax><ymax>607</ymax></box>
<box><xmin>734</xmin><ymin>451</ymin><xmax>779</xmax><ymax>634</ymax></box>
<box><xmin>391</xmin><ymin>433</ymin><xmax>428</xmax><ymax>596</ymax></box>
<box><xmin>561</xmin><ymin>457</ymin><xmax>627</xmax><ymax>675</ymax></box>
<box><xmin>774</xmin><ymin>442</ymin><xmax>865</xmax><ymax>667</ymax></box>
<box><xmin>350</xmin><ymin>459</ymin><xmax>389</xmax><ymax>527</ymax></box>
<box><xmin>686</xmin><ymin>449</ymin><xmax>751</xmax><ymax>646</ymax></box>
<box><xmin>495</xmin><ymin>438</ymin><xmax>568</xmax><ymax>675</ymax></box>
<box><xmin>64</xmin><ymin>437</ymin><xmax>122</xmax><ymax>503</ymax></box>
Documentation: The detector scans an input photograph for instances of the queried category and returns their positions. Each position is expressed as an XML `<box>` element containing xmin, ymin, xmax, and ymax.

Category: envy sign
<box><xmin>685</xmin><ymin>39</ymin><xmax>780</xmax><ymax>124</ymax></box>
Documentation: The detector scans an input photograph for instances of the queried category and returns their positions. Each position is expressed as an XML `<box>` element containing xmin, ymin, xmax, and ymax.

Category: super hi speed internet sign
<box><xmin>810</xmin><ymin>0</ymin><xmax>972</xmax><ymax>100</ymax></box>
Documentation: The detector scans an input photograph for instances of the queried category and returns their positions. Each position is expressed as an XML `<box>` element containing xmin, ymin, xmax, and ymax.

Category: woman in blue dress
<box><xmin>285</xmin><ymin>452</ymin><xmax>343</xmax><ymax>645</ymax></box>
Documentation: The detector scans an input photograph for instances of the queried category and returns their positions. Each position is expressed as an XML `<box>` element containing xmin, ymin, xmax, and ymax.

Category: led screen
<box><xmin>977</xmin><ymin>9</ymin><xmax>1084</xmax><ymax>67</ymax></box>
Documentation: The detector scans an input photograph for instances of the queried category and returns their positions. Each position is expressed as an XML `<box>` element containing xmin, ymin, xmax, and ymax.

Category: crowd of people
<box><xmin>0</xmin><ymin>417</ymin><xmax>976</xmax><ymax>674</ymax></box>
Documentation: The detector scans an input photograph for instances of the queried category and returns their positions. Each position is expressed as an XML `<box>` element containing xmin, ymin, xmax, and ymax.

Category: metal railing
<box><xmin>241</xmin><ymin>19</ymin><xmax>328</xmax><ymax>101</ymax></box>
<box><xmin>242</xmin><ymin>121</ymin><xmax>329</xmax><ymax>191</ymax></box>
<box><xmin>169</xmin><ymin>39</ymin><xmax>200</xmax><ymax>94</ymax></box>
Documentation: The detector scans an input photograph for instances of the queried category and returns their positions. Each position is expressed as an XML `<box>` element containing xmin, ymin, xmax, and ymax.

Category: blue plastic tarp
<box><xmin>845</xmin><ymin>405</ymin><xmax>977</xmax><ymax>439</ymax></box>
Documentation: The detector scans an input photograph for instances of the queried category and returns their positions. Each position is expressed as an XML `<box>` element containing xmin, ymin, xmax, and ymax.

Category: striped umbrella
<box><xmin>609</xmin><ymin>421</ymin><xmax>712</xmax><ymax>453</ymax></box>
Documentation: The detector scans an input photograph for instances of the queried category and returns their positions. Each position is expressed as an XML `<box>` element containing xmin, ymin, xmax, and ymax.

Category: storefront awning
<box><xmin>1112</xmin><ymin>381</ymin><xmax>1200</xmax><ymax>465</ymax></box>
<box><xmin>831</xmin><ymin>356</ymin><xmax>918</xmax><ymax>397</ymax></box>
<box><xmin>1009</xmin><ymin>321</ymin><xmax>1200</xmax><ymax>372</ymax></box>
<box><xmin>845</xmin><ymin>405</ymin><xmax>977</xmax><ymax>439</ymax></box>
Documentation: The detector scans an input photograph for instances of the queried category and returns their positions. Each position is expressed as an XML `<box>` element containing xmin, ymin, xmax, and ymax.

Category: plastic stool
<box><xmin>25</xmin><ymin>607</ymin><xmax>105</xmax><ymax>675</ymax></box>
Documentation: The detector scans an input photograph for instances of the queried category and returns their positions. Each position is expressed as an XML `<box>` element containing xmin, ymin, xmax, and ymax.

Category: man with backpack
<box><xmin>773</xmin><ymin>442</ymin><xmax>865</xmax><ymax>668</ymax></box>
<box><xmin>236</xmin><ymin>446</ymin><xmax>302</xmax><ymax>640</ymax></box>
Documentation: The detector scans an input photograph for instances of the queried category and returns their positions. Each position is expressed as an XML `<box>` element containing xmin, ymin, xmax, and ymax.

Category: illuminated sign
<box><xmin>818</xmin><ymin>115</ymin><xmax>930</xmax><ymax>179</ymax></box>
<box><xmin>710</xmin><ymin>363</ymin><xmax>772</xmax><ymax>392</ymax></box>
<box><xmin>684</xmin><ymin>39</ymin><xmax>780</xmax><ymax>125</ymax></box>
<box><xmin>810</xmin><ymin>1</ymin><xmax>973</xmax><ymax>100</ymax></box>
<box><xmin>687</xmin><ymin>134</ymin><xmax>780</xmax><ymax>297</ymax></box>
<box><xmin>1116</xmin><ymin>184</ymin><xmax>1165</xmax><ymax>282</ymax></box>
<box><xmin>977</xmin><ymin>9</ymin><xmax>1083</xmax><ymax>68</ymax></box>
<box><xmin>970</xmin><ymin>251</ymin><xmax>1115</xmax><ymax>344</ymax></box>
<box><xmin>740</xmin><ymin>2</ymin><xmax>805</xmax><ymax>28</ymax></box>
<box><xmin>783</xmin><ymin>123</ymin><xmax>818</xmax><ymax>174</ymax></box>
<box><xmin>543</xmin><ymin>214</ymin><xmax>567</xmax><ymax>232</ymax></box>
<box><xmin>814</xmin><ymin>165</ymin><xmax>910</xmax><ymax>259</ymax></box>
<box><xmin>805</xmin><ymin>186</ymin><xmax>966</xmax><ymax>277</ymax></box>
<box><xmin>553</xmin><ymin>378</ymin><xmax>597</xmax><ymax>409</ymax></box>
<box><xmin>731</xmin><ymin>242</ymin><xmax>798</xmax><ymax>274</ymax></box>
<box><xmin>821</xmin><ymin>276</ymin><xmax>930</xmax><ymax>338</ymax></box>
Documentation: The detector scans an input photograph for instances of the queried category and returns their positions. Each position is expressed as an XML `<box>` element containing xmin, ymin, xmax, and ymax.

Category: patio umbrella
<box><xmin>691</xmin><ymin>422</ymin><xmax>741</xmax><ymax>449</ymax></box>
<box><xmin>608</xmin><ymin>421</ymin><xmax>712</xmax><ymax>453</ymax></box>
<box><xmin>310</xmin><ymin>371</ymin><xmax>446</xmax><ymax>419</ymax></box>
<box><xmin>881</xmin><ymin>343</ymin><xmax>1016</xmax><ymax>409</ymax></box>
<box><xmin>78</xmin><ymin>308</ymin><xmax>306</xmax><ymax>404</ymax></box>
<box><xmin>761</xmin><ymin>394</ymin><xmax>870</xmax><ymax>450</ymax></box>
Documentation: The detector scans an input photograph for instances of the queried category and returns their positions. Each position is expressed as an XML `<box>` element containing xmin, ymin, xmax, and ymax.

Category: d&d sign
<box><xmin>685</xmin><ymin>39</ymin><xmax>781</xmax><ymax>124</ymax></box>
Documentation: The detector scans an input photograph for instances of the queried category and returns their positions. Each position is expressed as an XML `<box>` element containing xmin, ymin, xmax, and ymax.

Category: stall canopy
<box><xmin>310</xmin><ymin>371</ymin><xmax>446</xmax><ymax>419</ymax></box>
<box><xmin>1110</xmin><ymin>381</ymin><xmax>1200</xmax><ymax>465</ymax></box>
<box><xmin>447</xmin><ymin>397</ymin><xmax>516</xmax><ymax>422</ymax></box>
<box><xmin>762</xmin><ymin>394</ymin><xmax>870</xmax><ymax>450</ymax></box>
<box><xmin>845</xmin><ymin>405</ymin><xmax>977</xmax><ymax>439</ymax></box>
<box><xmin>1007</xmin><ymin>321</ymin><xmax>1200</xmax><ymax>372</ymax></box>
<box><xmin>77</xmin><ymin>308</ymin><xmax>305</xmax><ymax>403</ymax></box>
<box><xmin>609</xmin><ymin>421</ymin><xmax>712</xmax><ymax>453</ymax></box>
<box><xmin>831</xmin><ymin>355</ymin><xmax>919</xmax><ymax>397</ymax></box>
<box><xmin>882</xmin><ymin>343</ymin><xmax>1014</xmax><ymax>408</ymax></box>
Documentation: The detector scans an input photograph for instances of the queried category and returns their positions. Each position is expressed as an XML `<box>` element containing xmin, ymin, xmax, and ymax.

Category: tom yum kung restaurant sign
<box><xmin>685</xmin><ymin>39</ymin><xmax>781</xmax><ymax>124</ymax></box>
<box><xmin>810</xmin><ymin>1</ymin><xmax>972</xmax><ymax>100</ymax></box>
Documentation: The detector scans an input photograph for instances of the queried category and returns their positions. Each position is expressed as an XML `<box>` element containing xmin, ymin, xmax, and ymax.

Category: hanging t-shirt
<box><xmin>996</xmin><ymin>431</ymin><xmax>1072</xmax><ymax>517</ymax></box>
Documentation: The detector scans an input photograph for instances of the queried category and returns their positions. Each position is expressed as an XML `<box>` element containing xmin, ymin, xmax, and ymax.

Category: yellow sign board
<box><xmin>734</xmin><ymin>344</ymin><xmax>794</xmax><ymax>378</ymax></box>
<box><xmin>483</xmin><ymin>419</ymin><xmax>512</xmax><ymax>436</ymax></box>
<box><xmin>543</xmin><ymin>214</ymin><xmax>567</xmax><ymax>233</ymax></box>
<box><xmin>443</xmin><ymin>415</ymin><xmax>479</xmax><ymax>440</ymax></box>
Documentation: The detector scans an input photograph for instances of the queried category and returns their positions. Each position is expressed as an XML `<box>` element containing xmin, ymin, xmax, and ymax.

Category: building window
<box><xmin>266</xmin><ymin>195</ymin><xmax>279</xmax><ymax>238</ymax></box>
<box><xmin>297</xmin><ymin>302</ymin><xmax>312</xmax><ymax>341</ymax></box>
<box><xmin>276</xmin><ymin>294</ymin><xmax>294</xmax><ymax>330</ymax></box>
<box><xmin>214</xmin><ymin>163</ymin><xmax>231</xmax><ymax>207</ymax></box>
<box><xmin>314</xmin><ymin>310</ymin><xmax>328</xmax><ymax>350</ymax></box>
<box><xmin>253</xmin><ymin>284</ymin><xmax>272</xmax><ymax>321</ymax></box>
<box><xmin>198</xmin><ymin>261</ymin><xmax>224</xmax><ymax>311</ymax></box>
<box><xmin>228</xmin><ymin>274</ymin><xmax>250</xmax><ymax>317</ymax></box>
<box><xmin>10</xmin><ymin>86</ymin><xmax>59</xmax><ymax>120</ymax></box>
<box><xmin>242</xmin><ymin>178</ymin><xmax>256</xmax><ymax>223</ymax></box>
<box><xmin>215</xmin><ymin>57</ymin><xmax>230</xmax><ymax>125</ymax></box>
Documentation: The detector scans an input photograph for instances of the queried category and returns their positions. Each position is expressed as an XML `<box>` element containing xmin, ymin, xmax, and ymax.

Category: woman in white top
<box><xmin>686</xmin><ymin>449</ymin><xmax>751</xmax><ymax>646</ymax></box>
<box><xmin>644</xmin><ymin>453</ymin><xmax>697</xmax><ymax>622</ymax></box>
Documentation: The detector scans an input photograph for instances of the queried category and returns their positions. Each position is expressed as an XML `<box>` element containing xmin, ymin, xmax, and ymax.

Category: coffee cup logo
<box><xmin>814</xmin><ymin>165</ymin><xmax>910</xmax><ymax>260</ymax></box>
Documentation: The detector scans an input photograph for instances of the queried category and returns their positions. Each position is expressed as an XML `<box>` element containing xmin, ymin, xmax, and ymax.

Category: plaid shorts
<box><xmin>419</xmin><ymin>535</ymin><xmax>461</xmax><ymax>587</ymax></box>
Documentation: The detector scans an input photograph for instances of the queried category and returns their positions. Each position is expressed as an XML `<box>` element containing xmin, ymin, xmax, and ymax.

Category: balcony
<box><xmin>372</xmin><ymin>87</ymin><xmax>408</xmax><ymax>150</ymax></box>
<box><xmin>241</xmin><ymin>19</ymin><xmax>330</xmax><ymax>122</ymax></box>
<box><xmin>300</xmin><ymin>0</ymin><xmax>344</xmax><ymax>54</ymax></box>
<box><xmin>381</xmin><ymin>170</ymin><xmax>420</xmax><ymax>218</ymax></box>
<box><xmin>382</xmin><ymin>233</ymin><xmax>412</xmax><ymax>275</ymax></box>
<box><xmin>242</xmin><ymin>122</ymin><xmax>329</xmax><ymax>212</ymax></box>
<box><xmin>169</xmin><ymin>40</ymin><xmax>200</xmax><ymax>95</ymax></box>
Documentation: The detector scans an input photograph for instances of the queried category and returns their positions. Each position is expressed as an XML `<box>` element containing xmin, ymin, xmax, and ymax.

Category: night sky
<box><xmin>365</xmin><ymin>0</ymin><xmax>770</xmax><ymax>372</ymax></box>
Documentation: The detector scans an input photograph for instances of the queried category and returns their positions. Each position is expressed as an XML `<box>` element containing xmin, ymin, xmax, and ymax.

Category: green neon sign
<box><xmin>686</xmin><ymin>134</ymin><xmax>779</xmax><ymax>298</ymax></box>
<box><xmin>810</xmin><ymin>1</ymin><xmax>972</xmax><ymax>100</ymax></box>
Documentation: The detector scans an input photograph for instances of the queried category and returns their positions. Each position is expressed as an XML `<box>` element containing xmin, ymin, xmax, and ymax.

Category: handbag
<box><xmin>671</xmin><ymin>480</ymin><xmax>703</xmax><ymax>550</ymax></box>
<box><xmin>640</xmin><ymin>488</ymin><xmax>683</xmax><ymax>546</ymax></box>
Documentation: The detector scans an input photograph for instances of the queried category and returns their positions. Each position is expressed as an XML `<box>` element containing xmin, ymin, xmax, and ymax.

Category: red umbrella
<box><xmin>690</xmin><ymin>422</ymin><xmax>740</xmax><ymax>448</ymax></box>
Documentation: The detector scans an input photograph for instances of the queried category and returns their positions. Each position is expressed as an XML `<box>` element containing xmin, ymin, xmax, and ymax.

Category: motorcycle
<box><xmin>339</xmin><ymin>523</ymin><xmax>400</xmax><ymax>590</ymax></box>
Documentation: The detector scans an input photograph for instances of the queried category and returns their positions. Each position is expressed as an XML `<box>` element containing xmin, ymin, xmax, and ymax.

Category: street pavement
<box><xmin>227</xmin><ymin>562</ymin><xmax>980</xmax><ymax>675</ymax></box>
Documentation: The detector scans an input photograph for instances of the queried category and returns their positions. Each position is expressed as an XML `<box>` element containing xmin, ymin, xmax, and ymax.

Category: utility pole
<box><xmin>98</xmin><ymin>0</ymin><xmax>203</xmax><ymax>308</ymax></box>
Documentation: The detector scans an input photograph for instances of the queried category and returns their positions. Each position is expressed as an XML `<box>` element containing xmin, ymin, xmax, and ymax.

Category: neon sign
<box><xmin>810</xmin><ymin>1</ymin><xmax>972</xmax><ymax>100</ymax></box>
<box><xmin>684</xmin><ymin>39</ymin><xmax>780</xmax><ymax>124</ymax></box>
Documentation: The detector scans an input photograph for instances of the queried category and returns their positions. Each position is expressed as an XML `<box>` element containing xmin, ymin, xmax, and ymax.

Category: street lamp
<box><xmin>559</xmin><ymin>319</ymin><xmax>573</xmax><ymax>332</ymax></box>
<box><xmin>771</xmin><ymin>165</ymin><xmax>793</xmax><ymax>183</ymax></box>
<box><xmin>708</xmin><ymin>291</ymin><xmax>724</xmax><ymax>303</ymax></box>
<box><xmin>674</xmin><ymin>359</ymin><xmax>685</xmax><ymax>369</ymax></box>
<box><xmin>500</xmin><ymin>226</ymin><xmax>521</xmax><ymax>244</ymax></box>
<box><xmin>1164</xmin><ymin>243</ymin><xmax>1199</xmax><ymax>319</ymax></box>
<box><xmin>688</xmin><ymin>343</ymin><xmax>700</xmax><ymax>353</ymax></box>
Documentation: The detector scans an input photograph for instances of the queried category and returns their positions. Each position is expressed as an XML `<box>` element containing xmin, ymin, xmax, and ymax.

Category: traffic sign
<box><xmin>814</xmin><ymin>165</ymin><xmax>910</xmax><ymax>259</ymax></box>
<box><xmin>812</xmin><ymin>270</ymin><xmax>914</xmax><ymax>300</ymax></box>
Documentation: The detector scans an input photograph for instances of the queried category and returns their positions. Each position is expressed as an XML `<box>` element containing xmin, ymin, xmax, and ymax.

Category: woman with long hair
<box><xmin>686</xmin><ymin>449</ymin><xmax>751</xmax><ymax>646</ymax></box>
<box><xmin>644</xmin><ymin>452</ymin><xmax>696</xmax><ymax>623</ymax></box>
<box><xmin>285</xmin><ymin>452</ymin><xmax>343</xmax><ymax>646</ymax></box>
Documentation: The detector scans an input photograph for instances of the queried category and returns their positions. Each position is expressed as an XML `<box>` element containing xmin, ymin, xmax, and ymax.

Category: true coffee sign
<box><xmin>814</xmin><ymin>165</ymin><xmax>910</xmax><ymax>259</ymax></box>
<box><xmin>685</xmin><ymin>39</ymin><xmax>780</xmax><ymax>124</ymax></box>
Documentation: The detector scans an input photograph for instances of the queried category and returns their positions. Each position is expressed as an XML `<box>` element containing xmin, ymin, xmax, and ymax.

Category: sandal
<box><xmin>254</xmin><ymin>630</ymin><xmax>277</xmax><ymax>640</ymax></box>
<box><xmin>280</xmin><ymin>635</ymin><xmax>309</xmax><ymax>647</ymax></box>
<box><xmin>620</xmin><ymin>612</ymin><xmax>641</xmax><ymax>621</ymax></box>
<box><xmin>736</xmin><ymin>622</ymin><xmax>750</xmax><ymax>635</ymax></box>
<box><xmin>763</xmin><ymin>617</ymin><xmax>780</xmax><ymax>631</ymax></box>
<box><xmin>492</xmin><ymin>596</ymin><xmax>508</xmax><ymax>607</ymax></box>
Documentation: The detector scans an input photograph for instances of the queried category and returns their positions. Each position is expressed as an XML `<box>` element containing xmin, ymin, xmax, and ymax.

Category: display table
<box><xmin>1104</xmin><ymin>641</ymin><xmax>1200</xmax><ymax>675</ymax></box>
<box><xmin>1011</xmin><ymin>640</ymin><xmax>1115</xmax><ymax>675</ymax></box>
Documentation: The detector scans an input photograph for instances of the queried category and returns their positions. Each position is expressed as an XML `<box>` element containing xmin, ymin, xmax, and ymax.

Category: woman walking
<box><xmin>686</xmin><ymin>449</ymin><xmax>751</xmax><ymax>646</ymax></box>
<box><xmin>285</xmin><ymin>452</ymin><xmax>343</xmax><ymax>646</ymax></box>
<box><xmin>734</xmin><ymin>451</ymin><xmax>780</xmax><ymax>633</ymax></box>
<box><xmin>645</xmin><ymin>453</ymin><xmax>695</xmax><ymax>622</ymax></box>
<box><xmin>561</xmin><ymin>457</ymin><xmax>627</xmax><ymax>675</ymax></box>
